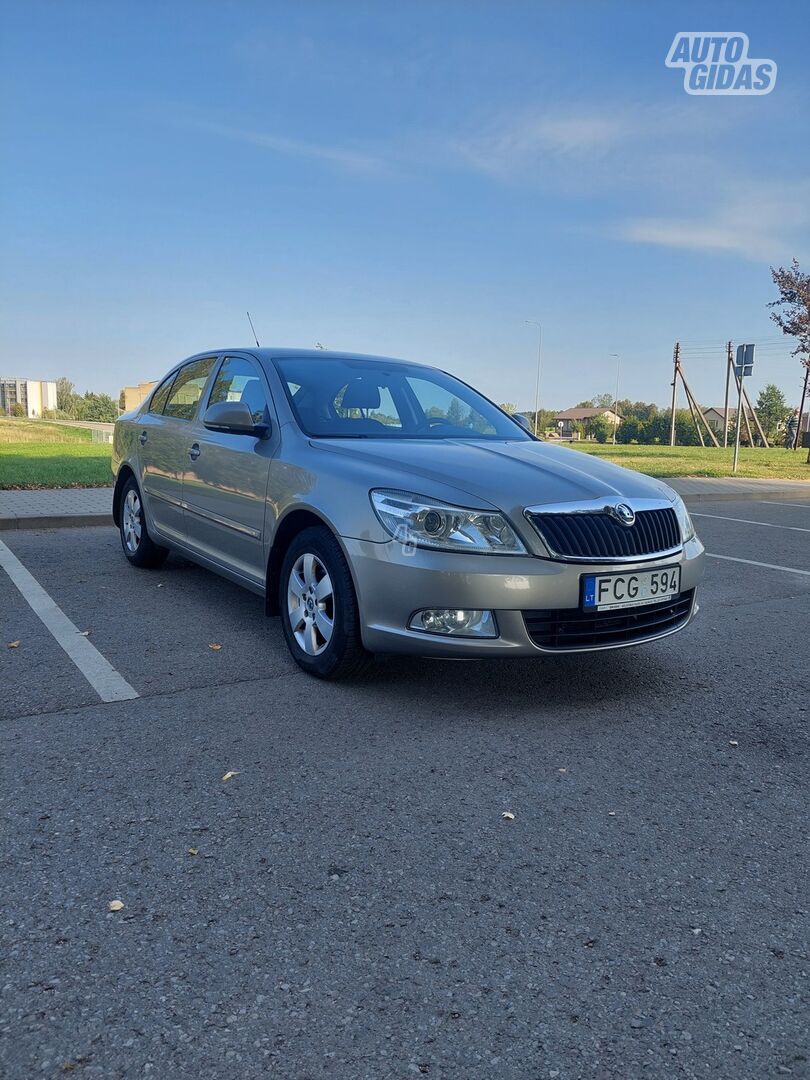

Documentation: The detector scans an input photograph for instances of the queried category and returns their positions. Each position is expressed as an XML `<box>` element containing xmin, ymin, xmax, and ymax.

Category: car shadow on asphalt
<box><xmin>162</xmin><ymin>552</ymin><xmax>692</xmax><ymax>714</ymax></box>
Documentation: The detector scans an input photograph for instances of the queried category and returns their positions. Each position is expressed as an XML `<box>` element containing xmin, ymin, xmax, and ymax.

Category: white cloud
<box><xmin>446</xmin><ymin>102</ymin><xmax>719</xmax><ymax>182</ymax></box>
<box><xmin>620</xmin><ymin>182</ymin><xmax>810</xmax><ymax>261</ymax></box>
<box><xmin>187</xmin><ymin>119</ymin><xmax>384</xmax><ymax>174</ymax></box>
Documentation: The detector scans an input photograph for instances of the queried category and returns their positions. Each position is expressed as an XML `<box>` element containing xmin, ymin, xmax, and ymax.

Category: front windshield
<box><xmin>274</xmin><ymin>356</ymin><xmax>532</xmax><ymax>440</ymax></box>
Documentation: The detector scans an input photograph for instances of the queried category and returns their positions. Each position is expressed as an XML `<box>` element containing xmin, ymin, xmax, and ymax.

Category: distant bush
<box><xmin>589</xmin><ymin>415</ymin><xmax>612</xmax><ymax>443</ymax></box>
<box><xmin>10</xmin><ymin>403</ymin><xmax>26</xmax><ymax>417</ymax></box>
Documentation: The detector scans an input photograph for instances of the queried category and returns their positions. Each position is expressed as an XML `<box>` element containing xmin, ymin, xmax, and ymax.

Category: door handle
<box><xmin>139</xmin><ymin>431</ymin><xmax>148</xmax><ymax>445</ymax></box>
<box><xmin>188</xmin><ymin>443</ymin><xmax>201</xmax><ymax>461</ymax></box>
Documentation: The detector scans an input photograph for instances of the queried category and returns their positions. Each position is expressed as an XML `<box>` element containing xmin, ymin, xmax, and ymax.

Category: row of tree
<box><xmin>43</xmin><ymin>378</ymin><xmax>119</xmax><ymax>422</ymax></box>
<box><xmin>510</xmin><ymin>383</ymin><xmax>794</xmax><ymax>446</ymax></box>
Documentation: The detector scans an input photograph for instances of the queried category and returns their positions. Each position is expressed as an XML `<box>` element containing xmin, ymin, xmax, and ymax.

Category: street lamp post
<box><xmin>525</xmin><ymin>321</ymin><xmax>542</xmax><ymax>436</ymax></box>
<box><xmin>610</xmin><ymin>352</ymin><xmax>620</xmax><ymax>445</ymax></box>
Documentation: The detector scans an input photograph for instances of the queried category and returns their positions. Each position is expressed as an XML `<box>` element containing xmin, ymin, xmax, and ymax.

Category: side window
<box><xmin>149</xmin><ymin>374</ymin><xmax>175</xmax><ymax>415</ymax></box>
<box><xmin>164</xmin><ymin>358</ymin><xmax>216</xmax><ymax>421</ymax></box>
<box><xmin>208</xmin><ymin>357</ymin><xmax>268</xmax><ymax>424</ymax></box>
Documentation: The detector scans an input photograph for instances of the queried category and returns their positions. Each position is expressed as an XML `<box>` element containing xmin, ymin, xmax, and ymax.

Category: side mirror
<box><xmin>513</xmin><ymin>413</ymin><xmax>534</xmax><ymax>433</ymax></box>
<box><xmin>203</xmin><ymin>400</ymin><xmax>269</xmax><ymax>437</ymax></box>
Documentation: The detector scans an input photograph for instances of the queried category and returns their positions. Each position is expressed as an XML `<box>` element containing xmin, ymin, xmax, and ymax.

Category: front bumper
<box><xmin>343</xmin><ymin>535</ymin><xmax>705</xmax><ymax>657</ymax></box>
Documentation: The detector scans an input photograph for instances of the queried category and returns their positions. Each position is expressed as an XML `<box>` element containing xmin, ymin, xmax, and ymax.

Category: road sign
<box><xmin>734</xmin><ymin>343</ymin><xmax>755</xmax><ymax>377</ymax></box>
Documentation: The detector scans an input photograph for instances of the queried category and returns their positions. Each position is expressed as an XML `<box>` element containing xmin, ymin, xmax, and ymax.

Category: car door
<box><xmin>181</xmin><ymin>355</ymin><xmax>276</xmax><ymax>584</ymax></box>
<box><xmin>138</xmin><ymin>357</ymin><xmax>218</xmax><ymax>544</ymax></box>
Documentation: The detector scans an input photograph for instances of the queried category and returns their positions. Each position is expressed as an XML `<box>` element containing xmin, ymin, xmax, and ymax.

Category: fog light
<box><xmin>408</xmin><ymin>609</ymin><xmax>498</xmax><ymax>638</ymax></box>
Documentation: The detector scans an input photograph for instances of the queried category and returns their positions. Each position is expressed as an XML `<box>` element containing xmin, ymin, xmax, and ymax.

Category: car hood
<box><xmin>311</xmin><ymin>438</ymin><xmax>674</xmax><ymax>515</ymax></box>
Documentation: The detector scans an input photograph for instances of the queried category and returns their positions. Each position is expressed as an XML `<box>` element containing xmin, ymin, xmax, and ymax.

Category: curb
<box><xmin>679</xmin><ymin>490</ymin><xmax>810</xmax><ymax>504</ymax></box>
<box><xmin>0</xmin><ymin>514</ymin><xmax>114</xmax><ymax>531</ymax></box>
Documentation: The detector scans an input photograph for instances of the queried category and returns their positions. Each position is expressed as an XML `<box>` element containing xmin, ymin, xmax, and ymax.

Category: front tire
<box><xmin>119</xmin><ymin>477</ymin><xmax>169</xmax><ymax>569</ymax></box>
<box><xmin>279</xmin><ymin>526</ymin><xmax>372</xmax><ymax>679</ymax></box>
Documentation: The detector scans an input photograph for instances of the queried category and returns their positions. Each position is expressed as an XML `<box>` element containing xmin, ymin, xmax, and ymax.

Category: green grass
<box><xmin>571</xmin><ymin>442</ymin><xmax>810</xmax><ymax>480</ymax></box>
<box><xmin>0</xmin><ymin>419</ymin><xmax>113</xmax><ymax>488</ymax></box>
<box><xmin>1</xmin><ymin>419</ymin><xmax>808</xmax><ymax>489</ymax></box>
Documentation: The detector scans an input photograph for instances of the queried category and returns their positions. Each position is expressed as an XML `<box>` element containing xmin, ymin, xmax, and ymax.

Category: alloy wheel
<box><xmin>287</xmin><ymin>553</ymin><xmax>334</xmax><ymax>656</ymax></box>
<box><xmin>122</xmin><ymin>489</ymin><xmax>143</xmax><ymax>553</ymax></box>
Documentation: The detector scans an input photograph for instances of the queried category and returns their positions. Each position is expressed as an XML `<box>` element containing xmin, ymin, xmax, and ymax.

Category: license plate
<box><xmin>582</xmin><ymin>566</ymin><xmax>681</xmax><ymax>611</ymax></box>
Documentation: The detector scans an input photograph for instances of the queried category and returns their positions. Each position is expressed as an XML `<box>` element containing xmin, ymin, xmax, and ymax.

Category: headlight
<box><xmin>370</xmin><ymin>489</ymin><xmax>527</xmax><ymax>554</ymax></box>
<box><xmin>670</xmin><ymin>492</ymin><xmax>696</xmax><ymax>542</ymax></box>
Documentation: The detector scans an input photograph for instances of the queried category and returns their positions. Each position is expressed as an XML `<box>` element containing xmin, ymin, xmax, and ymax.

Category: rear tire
<box><xmin>119</xmin><ymin>476</ymin><xmax>169</xmax><ymax>569</ymax></box>
<box><xmin>279</xmin><ymin>526</ymin><xmax>372</xmax><ymax>679</ymax></box>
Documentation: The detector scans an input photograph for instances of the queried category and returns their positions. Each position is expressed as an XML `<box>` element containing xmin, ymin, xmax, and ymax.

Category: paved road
<box><xmin>1</xmin><ymin>501</ymin><xmax>808</xmax><ymax>1079</ymax></box>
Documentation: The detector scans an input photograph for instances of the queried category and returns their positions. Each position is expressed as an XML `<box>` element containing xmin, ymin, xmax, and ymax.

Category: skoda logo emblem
<box><xmin>607</xmin><ymin>503</ymin><xmax>636</xmax><ymax>527</ymax></box>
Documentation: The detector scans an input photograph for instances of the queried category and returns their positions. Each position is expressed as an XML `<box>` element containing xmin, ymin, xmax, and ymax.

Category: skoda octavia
<box><xmin>112</xmin><ymin>349</ymin><xmax>704</xmax><ymax>678</ymax></box>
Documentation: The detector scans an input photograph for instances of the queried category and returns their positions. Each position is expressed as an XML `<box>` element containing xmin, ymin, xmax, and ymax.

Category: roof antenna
<box><xmin>246</xmin><ymin>310</ymin><xmax>260</xmax><ymax>348</ymax></box>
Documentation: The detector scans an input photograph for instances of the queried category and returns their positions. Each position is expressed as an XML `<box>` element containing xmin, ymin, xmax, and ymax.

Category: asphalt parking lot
<box><xmin>1</xmin><ymin>499</ymin><xmax>808</xmax><ymax>1080</ymax></box>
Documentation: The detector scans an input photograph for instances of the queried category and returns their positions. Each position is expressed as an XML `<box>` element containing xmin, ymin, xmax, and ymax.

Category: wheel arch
<box><xmin>265</xmin><ymin>508</ymin><xmax>355</xmax><ymax>616</ymax></box>
<box><xmin>112</xmin><ymin>464</ymin><xmax>137</xmax><ymax>527</ymax></box>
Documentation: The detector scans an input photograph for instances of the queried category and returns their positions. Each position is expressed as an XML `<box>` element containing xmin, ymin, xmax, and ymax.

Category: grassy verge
<box><xmin>571</xmin><ymin>443</ymin><xmax>810</xmax><ymax>480</ymax></box>
<box><xmin>1</xmin><ymin>420</ymin><xmax>808</xmax><ymax>488</ymax></box>
<box><xmin>0</xmin><ymin>420</ymin><xmax>113</xmax><ymax>488</ymax></box>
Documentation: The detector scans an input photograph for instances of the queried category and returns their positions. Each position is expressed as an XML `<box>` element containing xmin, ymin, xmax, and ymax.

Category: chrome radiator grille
<box><xmin>527</xmin><ymin>506</ymin><xmax>680</xmax><ymax>560</ymax></box>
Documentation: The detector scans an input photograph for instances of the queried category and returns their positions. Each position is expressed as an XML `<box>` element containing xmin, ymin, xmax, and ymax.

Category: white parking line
<box><xmin>707</xmin><ymin>553</ymin><xmax>810</xmax><ymax>577</ymax></box>
<box><xmin>759</xmin><ymin>501</ymin><xmax>810</xmax><ymax>510</ymax></box>
<box><xmin>0</xmin><ymin>539</ymin><xmax>138</xmax><ymax>703</ymax></box>
<box><xmin>692</xmin><ymin>513</ymin><xmax>810</xmax><ymax>533</ymax></box>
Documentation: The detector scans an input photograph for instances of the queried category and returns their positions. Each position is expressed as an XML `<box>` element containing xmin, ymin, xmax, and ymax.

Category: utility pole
<box><xmin>669</xmin><ymin>342</ymin><xmax>680</xmax><ymax>446</ymax></box>
<box><xmin>723</xmin><ymin>341</ymin><xmax>732</xmax><ymax>447</ymax></box>
<box><xmin>794</xmin><ymin>360</ymin><xmax>809</xmax><ymax>451</ymax></box>
<box><xmin>610</xmin><ymin>353</ymin><xmax>620</xmax><ymax>444</ymax></box>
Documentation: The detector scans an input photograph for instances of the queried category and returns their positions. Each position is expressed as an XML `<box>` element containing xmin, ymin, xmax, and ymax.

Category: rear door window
<box><xmin>164</xmin><ymin>358</ymin><xmax>216</xmax><ymax>421</ymax></box>
<box><xmin>149</xmin><ymin>374</ymin><xmax>175</xmax><ymax>415</ymax></box>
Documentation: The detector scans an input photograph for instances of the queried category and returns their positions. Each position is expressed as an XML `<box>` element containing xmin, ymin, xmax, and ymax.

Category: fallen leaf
<box><xmin>501</xmin><ymin>810</ymin><xmax>515</xmax><ymax>821</ymax></box>
<box><xmin>7</xmin><ymin>641</ymin><xmax>20</xmax><ymax>649</ymax></box>
<box><xmin>62</xmin><ymin>1064</ymin><xmax>77</xmax><ymax>1073</ymax></box>
<box><xmin>80</xmin><ymin>630</ymin><xmax>91</xmax><ymax>637</ymax></box>
<box><xmin>222</xmin><ymin>770</ymin><xmax>239</xmax><ymax>782</ymax></box>
<box><xmin>108</xmin><ymin>899</ymin><xmax>124</xmax><ymax>912</ymax></box>
<box><xmin>208</xmin><ymin>643</ymin><xmax>222</xmax><ymax>651</ymax></box>
<box><xmin>187</xmin><ymin>848</ymin><xmax>199</xmax><ymax>856</ymax></box>
<box><xmin>729</xmin><ymin>740</ymin><xmax>739</xmax><ymax>747</ymax></box>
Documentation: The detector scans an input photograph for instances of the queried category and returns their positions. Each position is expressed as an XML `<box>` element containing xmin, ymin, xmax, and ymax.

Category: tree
<box><xmin>755</xmin><ymin>384</ymin><xmax>790</xmax><ymax>441</ymax></box>
<box><xmin>499</xmin><ymin>402</ymin><xmax>517</xmax><ymax>413</ymax></box>
<box><xmin>56</xmin><ymin>377</ymin><xmax>78</xmax><ymax>416</ymax></box>
<box><xmin>770</xmin><ymin>260</ymin><xmax>810</xmax><ymax>439</ymax></box>
<box><xmin>770</xmin><ymin>259</ymin><xmax>810</xmax><ymax>358</ymax></box>
<box><xmin>11</xmin><ymin>402</ymin><xmax>26</xmax><ymax>417</ymax></box>
<box><xmin>589</xmin><ymin>415</ymin><xmax>612</xmax><ymax>443</ymax></box>
<box><xmin>523</xmin><ymin>408</ymin><xmax>556</xmax><ymax>434</ymax></box>
<box><xmin>615</xmin><ymin>400</ymin><xmax>658</xmax><ymax>423</ymax></box>
<box><xmin>77</xmin><ymin>392</ymin><xmax>118</xmax><ymax>423</ymax></box>
<box><xmin>446</xmin><ymin>398</ymin><xmax>466</xmax><ymax>427</ymax></box>
<box><xmin>616</xmin><ymin>417</ymin><xmax>647</xmax><ymax>444</ymax></box>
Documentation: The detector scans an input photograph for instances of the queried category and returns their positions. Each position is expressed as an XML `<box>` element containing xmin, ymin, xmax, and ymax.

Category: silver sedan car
<box><xmin>112</xmin><ymin>348</ymin><xmax>704</xmax><ymax>678</ymax></box>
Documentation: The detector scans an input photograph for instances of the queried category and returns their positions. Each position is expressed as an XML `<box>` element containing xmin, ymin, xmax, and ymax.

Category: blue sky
<box><xmin>1</xmin><ymin>1</ymin><xmax>808</xmax><ymax>410</ymax></box>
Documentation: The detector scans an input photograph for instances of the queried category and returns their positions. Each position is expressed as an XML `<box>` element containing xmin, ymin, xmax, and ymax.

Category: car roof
<box><xmin>188</xmin><ymin>347</ymin><xmax>432</xmax><ymax>369</ymax></box>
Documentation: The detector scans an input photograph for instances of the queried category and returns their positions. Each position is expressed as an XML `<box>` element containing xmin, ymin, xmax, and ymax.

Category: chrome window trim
<box><xmin>523</xmin><ymin>497</ymin><xmax>683</xmax><ymax>564</ymax></box>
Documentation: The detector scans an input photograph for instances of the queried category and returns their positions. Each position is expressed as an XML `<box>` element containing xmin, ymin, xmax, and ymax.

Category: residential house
<box><xmin>554</xmin><ymin>407</ymin><xmax>623</xmax><ymax>439</ymax></box>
